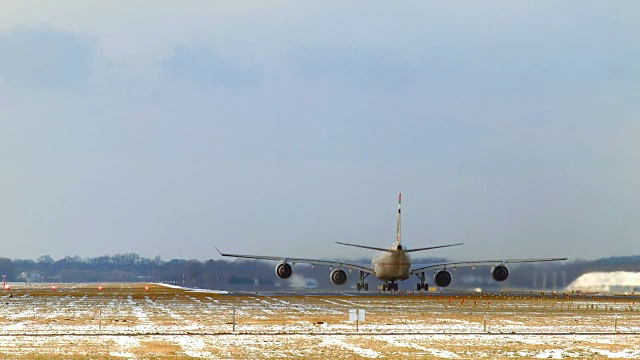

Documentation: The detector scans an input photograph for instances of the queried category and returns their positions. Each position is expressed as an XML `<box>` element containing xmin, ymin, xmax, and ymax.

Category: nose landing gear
<box><xmin>382</xmin><ymin>281</ymin><xmax>398</xmax><ymax>292</ymax></box>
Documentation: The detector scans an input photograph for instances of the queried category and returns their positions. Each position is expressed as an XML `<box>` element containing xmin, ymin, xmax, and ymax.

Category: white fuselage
<box><xmin>372</xmin><ymin>245</ymin><xmax>411</xmax><ymax>281</ymax></box>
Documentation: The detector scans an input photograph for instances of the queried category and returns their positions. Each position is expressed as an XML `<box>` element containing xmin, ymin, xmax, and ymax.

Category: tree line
<box><xmin>0</xmin><ymin>253</ymin><xmax>638</xmax><ymax>291</ymax></box>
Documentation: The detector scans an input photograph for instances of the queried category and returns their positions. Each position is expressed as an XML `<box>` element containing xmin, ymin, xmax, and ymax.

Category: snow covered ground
<box><xmin>1</xmin><ymin>283</ymin><xmax>639</xmax><ymax>359</ymax></box>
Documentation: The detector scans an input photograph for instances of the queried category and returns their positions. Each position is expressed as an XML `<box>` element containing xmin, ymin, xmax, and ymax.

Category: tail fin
<box><xmin>395</xmin><ymin>193</ymin><xmax>401</xmax><ymax>245</ymax></box>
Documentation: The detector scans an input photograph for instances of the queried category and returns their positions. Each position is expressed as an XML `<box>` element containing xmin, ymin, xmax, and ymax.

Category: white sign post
<box><xmin>349</xmin><ymin>309</ymin><xmax>365</xmax><ymax>331</ymax></box>
<box><xmin>98</xmin><ymin>308</ymin><xmax>102</xmax><ymax>333</ymax></box>
<box><xmin>232</xmin><ymin>305</ymin><xmax>236</xmax><ymax>333</ymax></box>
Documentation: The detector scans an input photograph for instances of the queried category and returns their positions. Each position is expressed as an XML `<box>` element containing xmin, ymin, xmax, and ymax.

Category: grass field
<box><xmin>0</xmin><ymin>282</ymin><xmax>639</xmax><ymax>359</ymax></box>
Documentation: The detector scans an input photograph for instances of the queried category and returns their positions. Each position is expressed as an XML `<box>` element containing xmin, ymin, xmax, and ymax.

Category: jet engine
<box><xmin>330</xmin><ymin>269</ymin><xmax>347</xmax><ymax>286</ymax></box>
<box><xmin>275</xmin><ymin>262</ymin><xmax>293</xmax><ymax>279</ymax></box>
<box><xmin>434</xmin><ymin>270</ymin><xmax>452</xmax><ymax>287</ymax></box>
<box><xmin>491</xmin><ymin>265</ymin><xmax>509</xmax><ymax>282</ymax></box>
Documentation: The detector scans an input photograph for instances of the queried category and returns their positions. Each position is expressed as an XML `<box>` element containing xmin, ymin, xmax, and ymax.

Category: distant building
<box><xmin>18</xmin><ymin>271</ymin><xmax>44</xmax><ymax>282</ymax></box>
<box><xmin>567</xmin><ymin>272</ymin><xmax>640</xmax><ymax>294</ymax></box>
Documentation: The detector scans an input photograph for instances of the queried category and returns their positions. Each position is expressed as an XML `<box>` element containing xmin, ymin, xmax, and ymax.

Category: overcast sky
<box><xmin>0</xmin><ymin>1</ymin><xmax>638</xmax><ymax>262</ymax></box>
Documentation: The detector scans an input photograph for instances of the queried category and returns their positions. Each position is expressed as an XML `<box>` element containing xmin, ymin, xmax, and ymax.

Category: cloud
<box><xmin>0</xmin><ymin>28</ymin><xmax>94</xmax><ymax>90</ymax></box>
<box><xmin>290</xmin><ymin>43</ymin><xmax>419</xmax><ymax>89</ymax></box>
<box><xmin>162</xmin><ymin>45</ymin><xmax>259</xmax><ymax>88</ymax></box>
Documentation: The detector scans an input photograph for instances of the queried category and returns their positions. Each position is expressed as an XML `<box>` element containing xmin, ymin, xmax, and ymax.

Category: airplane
<box><xmin>216</xmin><ymin>193</ymin><xmax>568</xmax><ymax>292</ymax></box>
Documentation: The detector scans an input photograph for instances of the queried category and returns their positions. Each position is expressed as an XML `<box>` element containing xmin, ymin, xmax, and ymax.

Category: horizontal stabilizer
<box><xmin>335</xmin><ymin>242</ymin><xmax>464</xmax><ymax>253</ymax></box>
<box><xmin>335</xmin><ymin>242</ymin><xmax>395</xmax><ymax>252</ymax></box>
<box><xmin>404</xmin><ymin>243</ymin><xmax>465</xmax><ymax>253</ymax></box>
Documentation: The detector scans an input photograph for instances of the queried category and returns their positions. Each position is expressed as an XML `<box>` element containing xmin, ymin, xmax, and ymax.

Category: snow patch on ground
<box><xmin>534</xmin><ymin>349</ymin><xmax>564</xmax><ymax>359</ymax></box>
<box><xmin>319</xmin><ymin>336</ymin><xmax>381</xmax><ymax>358</ymax></box>
<box><xmin>592</xmin><ymin>348</ymin><xmax>640</xmax><ymax>358</ymax></box>
<box><xmin>174</xmin><ymin>335</ymin><xmax>212</xmax><ymax>358</ymax></box>
<box><xmin>154</xmin><ymin>283</ymin><xmax>228</xmax><ymax>294</ymax></box>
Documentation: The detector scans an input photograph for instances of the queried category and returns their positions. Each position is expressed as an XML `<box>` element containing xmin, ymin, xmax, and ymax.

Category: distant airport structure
<box><xmin>567</xmin><ymin>271</ymin><xmax>640</xmax><ymax>294</ymax></box>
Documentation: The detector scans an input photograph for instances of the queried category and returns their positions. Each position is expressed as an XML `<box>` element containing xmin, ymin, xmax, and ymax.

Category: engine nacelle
<box><xmin>275</xmin><ymin>262</ymin><xmax>293</xmax><ymax>279</ymax></box>
<box><xmin>330</xmin><ymin>269</ymin><xmax>347</xmax><ymax>286</ymax></box>
<box><xmin>434</xmin><ymin>270</ymin><xmax>452</xmax><ymax>287</ymax></box>
<box><xmin>491</xmin><ymin>265</ymin><xmax>509</xmax><ymax>282</ymax></box>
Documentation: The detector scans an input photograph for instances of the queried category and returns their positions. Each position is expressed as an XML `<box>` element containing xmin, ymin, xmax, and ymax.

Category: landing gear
<box><xmin>415</xmin><ymin>271</ymin><xmax>428</xmax><ymax>291</ymax></box>
<box><xmin>357</xmin><ymin>283</ymin><xmax>369</xmax><ymax>291</ymax></box>
<box><xmin>382</xmin><ymin>281</ymin><xmax>398</xmax><ymax>292</ymax></box>
<box><xmin>357</xmin><ymin>271</ymin><xmax>369</xmax><ymax>291</ymax></box>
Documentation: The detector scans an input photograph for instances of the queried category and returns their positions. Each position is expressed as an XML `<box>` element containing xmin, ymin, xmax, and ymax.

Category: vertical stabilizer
<box><xmin>395</xmin><ymin>193</ymin><xmax>402</xmax><ymax>245</ymax></box>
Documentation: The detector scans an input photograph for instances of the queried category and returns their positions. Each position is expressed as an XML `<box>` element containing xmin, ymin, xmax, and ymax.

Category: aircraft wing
<box><xmin>215</xmin><ymin>247</ymin><xmax>375</xmax><ymax>274</ymax></box>
<box><xmin>410</xmin><ymin>257</ymin><xmax>568</xmax><ymax>274</ymax></box>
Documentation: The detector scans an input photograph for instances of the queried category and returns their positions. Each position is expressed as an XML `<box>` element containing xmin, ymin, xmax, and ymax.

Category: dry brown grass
<box><xmin>1</xmin><ymin>283</ymin><xmax>640</xmax><ymax>358</ymax></box>
<box><xmin>136</xmin><ymin>340</ymin><xmax>183</xmax><ymax>357</ymax></box>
